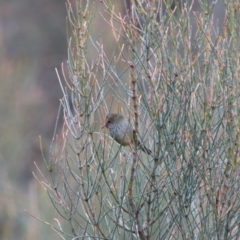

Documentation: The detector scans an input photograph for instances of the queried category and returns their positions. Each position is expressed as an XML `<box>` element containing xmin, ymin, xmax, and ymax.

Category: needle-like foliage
<box><xmin>36</xmin><ymin>1</ymin><xmax>240</xmax><ymax>239</ymax></box>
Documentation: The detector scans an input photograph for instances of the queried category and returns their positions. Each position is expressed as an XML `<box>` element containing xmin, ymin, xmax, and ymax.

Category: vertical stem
<box><xmin>127</xmin><ymin>63</ymin><xmax>147</xmax><ymax>240</ymax></box>
<box><xmin>131</xmin><ymin>63</ymin><xmax>138</xmax><ymax>149</ymax></box>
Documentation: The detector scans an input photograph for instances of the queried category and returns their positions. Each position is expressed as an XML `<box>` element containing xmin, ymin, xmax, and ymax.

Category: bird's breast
<box><xmin>108</xmin><ymin>122</ymin><xmax>132</xmax><ymax>146</ymax></box>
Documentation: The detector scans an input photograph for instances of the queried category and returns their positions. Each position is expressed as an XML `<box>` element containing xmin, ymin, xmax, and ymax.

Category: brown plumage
<box><xmin>103</xmin><ymin>113</ymin><xmax>152</xmax><ymax>155</ymax></box>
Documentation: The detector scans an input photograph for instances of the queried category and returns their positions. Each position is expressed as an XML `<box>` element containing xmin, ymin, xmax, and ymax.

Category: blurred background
<box><xmin>0</xmin><ymin>0</ymin><xmax>225</xmax><ymax>239</ymax></box>
<box><xmin>0</xmin><ymin>0</ymin><xmax>67</xmax><ymax>239</ymax></box>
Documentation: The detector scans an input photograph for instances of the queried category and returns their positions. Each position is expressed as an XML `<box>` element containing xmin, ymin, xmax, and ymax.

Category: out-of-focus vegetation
<box><xmin>0</xmin><ymin>1</ymin><xmax>66</xmax><ymax>239</ymax></box>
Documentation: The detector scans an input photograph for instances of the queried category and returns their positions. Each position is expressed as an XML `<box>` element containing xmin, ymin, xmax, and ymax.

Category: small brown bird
<box><xmin>103</xmin><ymin>113</ymin><xmax>152</xmax><ymax>155</ymax></box>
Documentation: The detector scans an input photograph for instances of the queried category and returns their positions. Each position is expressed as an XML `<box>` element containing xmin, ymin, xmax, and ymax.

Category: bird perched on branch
<box><xmin>103</xmin><ymin>113</ymin><xmax>152</xmax><ymax>155</ymax></box>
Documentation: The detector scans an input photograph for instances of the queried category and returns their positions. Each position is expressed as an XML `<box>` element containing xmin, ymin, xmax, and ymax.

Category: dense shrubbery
<box><xmin>36</xmin><ymin>1</ymin><xmax>240</xmax><ymax>239</ymax></box>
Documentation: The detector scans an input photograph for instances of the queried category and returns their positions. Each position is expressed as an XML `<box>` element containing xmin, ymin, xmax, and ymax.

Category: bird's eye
<box><xmin>108</xmin><ymin>120</ymin><xmax>111</xmax><ymax>123</ymax></box>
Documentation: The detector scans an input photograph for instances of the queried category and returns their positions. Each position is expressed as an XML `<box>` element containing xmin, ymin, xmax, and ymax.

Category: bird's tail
<box><xmin>138</xmin><ymin>141</ymin><xmax>152</xmax><ymax>155</ymax></box>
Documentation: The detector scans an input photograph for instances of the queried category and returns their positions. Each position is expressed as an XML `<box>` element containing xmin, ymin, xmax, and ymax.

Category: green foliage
<box><xmin>38</xmin><ymin>0</ymin><xmax>240</xmax><ymax>239</ymax></box>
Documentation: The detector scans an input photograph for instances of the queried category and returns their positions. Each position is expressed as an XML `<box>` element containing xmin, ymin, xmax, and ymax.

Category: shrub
<box><xmin>36</xmin><ymin>1</ymin><xmax>240</xmax><ymax>239</ymax></box>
